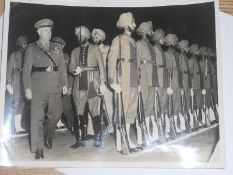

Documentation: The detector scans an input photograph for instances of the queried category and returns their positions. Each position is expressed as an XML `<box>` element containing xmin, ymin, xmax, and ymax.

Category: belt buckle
<box><xmin>46</xmin><ymin>66</ymin><xmax>52</xmax><ymax>72</ymax></box>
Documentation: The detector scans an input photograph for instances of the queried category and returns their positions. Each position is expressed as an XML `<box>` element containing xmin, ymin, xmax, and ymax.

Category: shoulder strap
<box><xmin>36</xmin><ymin>43</ymin><xmax>57</xmax><ymax>66</ymax></box>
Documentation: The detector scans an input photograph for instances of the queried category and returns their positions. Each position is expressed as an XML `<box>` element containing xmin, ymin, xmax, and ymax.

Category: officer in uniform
<box><xmin>23</xmin><ymin>19</ymin><xmax>68</xmax><ymax>159</ymax></box>
<box><xmin>91</xmin><ymin>28</ymin><xmax>114</xmax><ymax>134</ymax></box>
<box><xmin>152</xmin><ymin>28</ymin><xmax>170</xmax><ymax>139</ymax></box>
<box><xmin>199</xmin><ymin>46</ymin><xmax>212</xmax><ymax>126</ymax></box>
<box><xmin>188</xmin><ymin>43</ymin><xmax>203</xmax><ymax>128</ymax></box>
<box><xmin>136</xmin><ymin>21</ymin><xmax>159</xmax><ymax>144</ymax></box>
<box><xmin>52</xmin><ymin>37</ymin><xmax>75</xmax><ymax>132</ymax></box>
<box><xmin>108</xmin><ymin>12</ymin><xmax>142</xmax><ymax>152</ymax></box>
<box><xmin>164</xmin><ymin>34</ymin><xmax>183</xmax><ymax>137</ymax></box>
<box><xmin>69</xmin><ymin>26</ymin><xmax>106</xmax><ymax>148</ymax></box>
<box><xmin>177</xmin><ymin>40</ymin><xmax>192</xmax><ymax>132</ymax></box>
<box><xmin>6</xmin><ymin>36</ymin><xmax>28</xmax><ymax>134</ymax></box>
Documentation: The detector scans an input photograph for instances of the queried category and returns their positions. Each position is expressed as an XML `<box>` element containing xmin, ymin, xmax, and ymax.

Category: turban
<box><xmin>177</xmin><ymin>40</ymin><xmax>189</xmax><ymax>50</ymax></box>
<box><xmin>75</xmin><ymin>26</ymin><xmax>90</xmax><ymax>39</ymax></box>
<box><xmin>16</xmin><ymin>36</ymin><xmax>27</xmax><ymax>47</ymax></box>
<box><xmin>92</xmin><ymin>28</ymin><xmax>106</xmax><ymax>41</ymax></box>
<box><xmin>189</xmin><ymin>44</ymin><xmax>199</xmax><ymax>54</ymax></box>
<box><xmin>137</xmin><ymin>21</ymin><xmax>153</xmax><ymax>35</ymax></box>
<box><xmin>52</xmin><ymin>37</ymin><xmax>66</xmax><ymax>46</ymax></box>
<box><xmin>34</xmin><ymin>18</ymin><xmax>53</xmax><ymax>29</ymax></box>
<box><xmin>199</xmin><ymin>46</ymin><xmax>208</xmax><ymax>54</ymax></box>
<box><xmin>117</xmin><ymin>12</ymin><xmax>134</xmax><ymax>28</ymax></box>
<box><xmin>152</xmin><ymin>28</ymin><xmax>165</xmax><ymax>42</ymax></box>
<box><xmin>164</xmin><ymin>34</ymin><xmax>178</xmax><ymax>45</ymax></box>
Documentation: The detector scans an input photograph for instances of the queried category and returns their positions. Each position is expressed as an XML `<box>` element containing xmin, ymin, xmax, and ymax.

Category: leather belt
<box><xmin>157</xmin><ymin>65</ymin><xmax>166</xmax><ymax>68</ymax></box>
<box><xmin>118</xmin><ymin>58</ymin><xmax>137</xmax><ymax>63</ymax></box>
<box><xmin>32</xmin><ymin>66</ymin><xmax>58</xmax><ymax>72</ymax></box>
<box><xmin>80</xmin><ymin>66</ymin><xmax>98</xmax><ymax>71</ymax></box>
<box><xmin>140</xmin><ymin>60</ymin><xmax>156</xmax><ymax>65</ymax></box>
<box><xmin>183</xmin><ymin>71</ymin><xmax>189</xmax><ymax>74</ymax></box>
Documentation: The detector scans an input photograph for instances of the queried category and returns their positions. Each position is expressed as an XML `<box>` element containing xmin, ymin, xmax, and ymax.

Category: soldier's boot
<box><xmin>191</xmin><ymin>111</ymin><xmax>199</xmax><ymax>131</ymax></box>
<box><xmin>145</xmin><ymin>117</ymin><xmax>153</xmax><ymax>142</ymax></box>
<box><xmin>151</xmin><ymin>116</ymin><xmax>159</xmax><ymax>142</ymax></box>
<box><xmin>164</xmin><ymin>114</ymin><xmax>171</xmax><ymax>138</ymax></box>
<box><xmin>178</xmin><ymin>114</ymin><xmax>186</xmax><ymax>132</ymax></box>
<box><xmin>197</xmin><ymin>109</ymin><xmax>204</xmax><ymax>127</ymax></box>
<box><xmin>70</xmin><ymin>115</ymin><xmax>85</xmax><ymax>149</ymax></box>
<box><xmin>169</xmin><ymin>117</ymin><xmax>177</xmax><ymax>140</ymax></box>
<box><xmin>93</xmin><ymin>115</ymin><xmax>102</xmax><ymax>147</ymax></box>
<box><xmin>80</xmin><ymin>115</ymin><xmax>88</xmax><ymax>141</ymax></box>
<box><xmin>126</xmin><ymin>123</ymin><xmax>143</xmax><ymax>152</ymax></box>
<box><xmin>174</xmin><ymin>115</ymin><xmax>183</xmax><ymax>134</ymax></box>
<box><xmin>136</xmin><ymin>119</ymin><xmax>143</xmax><ymax>146</ymax></box>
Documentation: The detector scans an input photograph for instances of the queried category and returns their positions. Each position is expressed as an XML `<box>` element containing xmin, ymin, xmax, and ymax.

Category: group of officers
<box><xmin>5</xmin><ymin>12</ymin><xmax>219</xmax><ymax>159</ymax></box>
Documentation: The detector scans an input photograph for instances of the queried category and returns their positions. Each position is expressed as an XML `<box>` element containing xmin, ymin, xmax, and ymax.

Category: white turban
<box><xmin>92</xmin><ymin>28</ymin><xmax>106</xmax><ymax>41</ymax></box>
<box><xmin>137</xmin><ymin>21</ymin><xmax>153</xmax><ymax>35</ymax></box>
<box><xmin>117</xmin><ymin>12</ymin><xmax>134</xmax><ymax>28</ymax></box>
<box><xmin>75</xmin><ymin>26</ymin><xmax>90</xmax><ymax>39</ymax></box>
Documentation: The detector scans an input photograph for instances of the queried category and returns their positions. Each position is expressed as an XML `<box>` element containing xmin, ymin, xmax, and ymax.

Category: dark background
<box><xmin>8</xmin><ymin>1</ymin><xmax>216</xmax><ymax>55</ymax></box>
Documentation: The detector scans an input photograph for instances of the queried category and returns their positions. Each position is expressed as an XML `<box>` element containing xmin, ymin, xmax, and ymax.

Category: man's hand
<box><xmin>99</xmin><ymin>83</ymin><xmax>106</xmax><ymax>95</ymax></box>
<box><xmin>73</xmin><ymin>66</ymin><xmax>83</xmax><ymax>76</ymax></box>
<box><xmin>62</xmin><ymin>86</ymin><xmax>68</xmax><ymax>95</ymax></box>
<box><xmin>167</xmin><ymin>87</ymin><xmax>173</xmax><ymax>95</ymax></box>
<box><xmin>6</xmin><ymin>84</ymin><xmax>13</xmax><ymax>95</ymax></box>
<box><xmin>25</xmin><ymin>88</ymin><xmax>32</xmax><ymax>100</ymax></box>
<box><xmin>181</xmin><ymin>89</ymin><xmax>184</xmax><ymax>96</ymax></box>
<box><xmin>190</xmin><ymin>88</ymin><xmax>194</xmax><ymax>97</ymax></box>
<box><xmin>111</xmin><ymin>83</ymin><xmax>121</xmax><ymax>93</ymax></box>
<box><xmin>67</xmin><ymin>88</ymin><xmax>72</xmax><ymax>95</ymax></box>
<box><xmin>202</xmin><ymin>89</ymin><xmax>206</xmax><ymax>95</ymax></box>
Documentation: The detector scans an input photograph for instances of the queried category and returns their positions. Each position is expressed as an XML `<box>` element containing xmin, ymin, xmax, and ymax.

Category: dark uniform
<box><xmin>69</xmin><ymin>42</ymin><xmax>106</xmax><ymax>144</ymax></box>
<box><xmin>6</xmin><ymin>36</ymin><xmax>28</xmax><ymax>133</ymax></box>
<box><xmin>23</xmin><ymin>40</ymin><xmax>67</xmax><ymax>153</ymax></box>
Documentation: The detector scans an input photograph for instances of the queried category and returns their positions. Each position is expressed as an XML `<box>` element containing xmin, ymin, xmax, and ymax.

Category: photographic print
<box><xmin>0</xmin><ymin>0</ymin><xmax>225</xmax><ymax>168</ymax></box>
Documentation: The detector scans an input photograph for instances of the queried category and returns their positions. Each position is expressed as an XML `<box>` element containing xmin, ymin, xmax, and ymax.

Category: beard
<box><xmin>79</xmin><ymin>37</ymin><xmax>88</xmax><ymax>45</ymax></box>
<box><xmin>94</xmin><ymin>40</ymin><xmax>102</xmax><ymax>45</ymax></box>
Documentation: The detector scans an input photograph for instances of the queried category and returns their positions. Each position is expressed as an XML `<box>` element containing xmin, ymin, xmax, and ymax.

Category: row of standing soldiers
<box><xmin>5</xmin><ymin>12</ymin><xmax>219</xmax><ymax>159</ymax></box>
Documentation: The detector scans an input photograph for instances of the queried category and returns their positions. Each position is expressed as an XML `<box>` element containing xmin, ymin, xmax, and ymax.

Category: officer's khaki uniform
<box><xmin>188</xmin><ymin>55</ymin><xmax>203</xmax><ymax>110</ymax></box>
<box><xmin>179</xmin><ymin>52</ymin><xmax>192</xmax><ymax>111</ymax></box>
<box><xmin>6</xmin><ymin>50</ymin><xmax>25</xmax><ymax>115</ymax></box>
<box><xmin>154</xmin><ymin>44</ymin><xmax>169</xmax><ymax>114</ymax></box>
<box><xmin>136</xmin><ymin>38</ymin><xmax>158</xmax><ymax>117</ymax></box>
<box><xmin>108</xmin><ymin>34</ymin><xmax>139</xmax><ymax>124</ymax></box>
<box><xmin>165</xmin><ymin>48</ymin><xmax>183</xmax><ymax>115</ymax></box>
<box><xmin>23</xmin><ymin>41</ymin><xmax>67</xmax><ymax>152</ymax></box>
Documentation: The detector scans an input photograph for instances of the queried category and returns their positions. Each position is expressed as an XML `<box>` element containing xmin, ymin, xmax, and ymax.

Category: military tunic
<box><xmin>136</xmin><ymin>38</ymin><xmax>158</xmax><ymax>117</ymax></box>
<box><xmin>199</xmin><ymin>56</ymin><xmax>212</xmax><ymax>108</ymax></box>
<box><xmin>179</xmin><ymin>52</ymin><xmax>192</xmax><ymax>111</ymax></box>
<box><xmin>98</xmin><ymin>44</ymin><xmax>114</xmax><ymax>123</ymax></box>
<box><xmin>154</xmin><ymin>44</ymin><xmax>169</xmax><ymax>113</ymax></box>
<box><xmin>23</xmin><ymin>41</ymin><xmax>68</xmax><ymax>152</ymax></box>
<box><xmin>69</xmin><ymin>43</ymin><xmax>106</xmax><ymax>117</ymax></box>
<box><xmin>108</xmin><ymin>34</ymin><xmax>139</xmax><ymax>124</ymax></box>
<box><xmin>165</xmin><ymin>48</ymin><xmax>183</xmax><ymax>115</ymax></box>
<box><xmin>6</xmin><ymin>50</ymin><xmax>25</xmax><ymax>115</ymax></box>
<box><xmin>188</xmin><ymin>55</ymin><xmax>203</xmax><ymax>110</ymax></box>
<box><xmin>209</xmin><ymin>58</ymin><xmax>218</xmax><ymax>105</ymax></box>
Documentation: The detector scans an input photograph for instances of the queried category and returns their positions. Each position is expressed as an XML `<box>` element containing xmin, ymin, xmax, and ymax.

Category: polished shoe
<box><xmin>35</xmin><ymin>149</ymin><xmax>44</xmax><ymax>160</ymax></box>
<box><xmin>130</xmin><ymin>146</ymin><xmax>143</xmax><ymax>152</ymax></box>
<box><xmin>70</xmin><ymin>141</ymin><xmax>85</xmax><ymax>148</ymax></box>
<box><xmin>44</xmin><ymin>137</ymin><xmax>52</xmax><ymax>150</ymax></box>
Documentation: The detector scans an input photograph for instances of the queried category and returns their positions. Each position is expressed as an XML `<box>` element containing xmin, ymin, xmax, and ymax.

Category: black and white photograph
<box><xmin>0</xmin><ymin>0</ymin><xmax>225</xmax><ymax>168</ymax></box>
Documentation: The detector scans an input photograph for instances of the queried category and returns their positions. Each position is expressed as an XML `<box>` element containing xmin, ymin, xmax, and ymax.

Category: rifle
<box><xmin>99</xmin><ymin>94</ymin><xmax>114</xmax><ymax>132</ymax></box>
<box><xmin>180</xmin><ymin>90</ymin><xmax>192</xmax><ymax>133</ymax></box>
<box><xmin>137</xmin><ymin>89</ymin><xmax>151</xmax><ymax>146</ymax></box>
<box><xmin>202</xmin><ymin>57</ymin><xmax>211</xmax><ymax>127</ymax></box>
<box><xmin>154</xmin><ymin>89</ymin><xmax>166</xmax><ymax>142</ymax></box>
<box><xmin>167</xmin><ymin>71</ymin><xmax>177</xmax><ymax>139</ymax></box>
<box><xmin>114</xmin><ymin>35</ymin><xmax>131</xmax><ymax>154</ymax></box>
<box><xmin>210</xmin><ymin>90</ymin><xmax>219</xmax><ymax>123</ymax></box>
